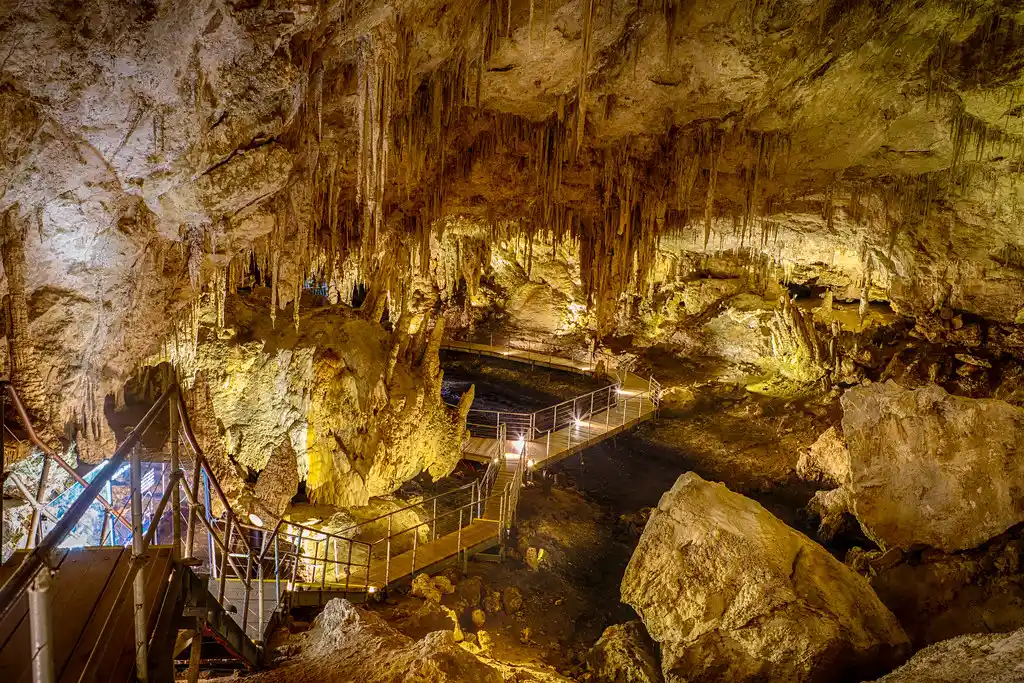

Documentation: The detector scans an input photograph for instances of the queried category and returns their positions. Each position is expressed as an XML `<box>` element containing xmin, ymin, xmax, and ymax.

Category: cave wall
<box><xmin>2</xmin><ymin>0</ymin><xmax>1024</xmax><ymax>493</ymax></box>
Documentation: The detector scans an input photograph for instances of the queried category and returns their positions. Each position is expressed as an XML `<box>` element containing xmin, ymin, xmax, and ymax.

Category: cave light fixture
<box><xmin>527</xmin><ymin>458</ymin><xmax>536</xmax><ymax>468</ymax></box>
<box><xmin>367</xmin><ymin>586</ymin><xmax>376</xmax><ymax>594</ymax></box>
<box><xmin>248</xmin><ymin>513</ymin><xmax>264</xmax><ymax>527</ymax></box>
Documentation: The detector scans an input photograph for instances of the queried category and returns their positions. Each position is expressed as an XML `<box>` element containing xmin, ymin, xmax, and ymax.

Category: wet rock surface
<box><xmin>622</xmin><ymin>472</ymin><xmax>910</xmax><ymax>683</ymax></box>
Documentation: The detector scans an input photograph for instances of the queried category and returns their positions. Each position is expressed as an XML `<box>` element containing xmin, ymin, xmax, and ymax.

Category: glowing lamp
<box><xmin>249</xmin><ymin>513</ymin><xmax>264</xmax><ymax>527</ymax></box>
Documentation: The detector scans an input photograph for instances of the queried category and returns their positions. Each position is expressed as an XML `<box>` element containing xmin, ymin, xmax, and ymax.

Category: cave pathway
<box><xmin>0</xmin><ymin>342</ymin><xmax>660</xmax><ymax>680</ymax></box>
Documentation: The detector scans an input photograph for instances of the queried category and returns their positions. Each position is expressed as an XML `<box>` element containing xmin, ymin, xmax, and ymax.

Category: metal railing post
<box><xmin>218</xmin><ymin>514</ymin><xmax>233</xmax><ymax>603</ymax></box>
<box><xmin>385</xmin><ymin>516</ymin><xmax>392</xmax><ymax>586</ymax></box>
<box><xmin>100</xmin><ymin>479</ymin><xmax>112</xmax><ymax>546</ymax></box>
<box><xmin>203</xmin><ymin>473</ymin><xmax>215</xmax><ymax>577</ymax></box>
<box><xmin>274</xmin><ymin>534</ymin><xmax>281</xmax><ymax>602</ymax></box>
<box><xmin>344</xmin><ymin>541</ymin><xmax>353</xmax><ymax>592</ymax></box>
<box><xmin>258</xmin><ymin>533</ymin><xmax>266</xmax><ymax>642</ymax></box>
<box><xmin>28</xmin><ymin>569</ymin><xmax>54</xmax><ymax>683</ymax></box>
<box><xmin>241</xmin><ymin>550</ymin><xmax>253</xmax><ymax>635</ymax></box>
<box><xmin>432</xmin><ymin>499</ymin><xmax>437</xmax><ymax>541</ymax></box>
<box><xmin>320</xmin><ymin>537</ymin><xmax>329</xmax><ymax>590</ymax></box>
<box><xmin>130</xmin><ymin>445</ymin><xmax>149</xmax><ymax>683</ymax></box>
<box><xmin>169</xmin><ymin>397</ymin><xmax>181</xmax><ymax>559</ymax></box>
<box><xmin>184</xmin><ymin>451</ymin><xmax>203</xmax><ymax>561</ymax></box>
<box><xmin>457</xmin><ymin>509</ymin><xmax>463</xmax><ymax>560</ymax></box>
<box><xmin>291</xmin><ymin>526</ymin><xmax>304</xmax><ymax>587</ymax></box>
<box><xmin>411</xmin><ymin>529</ymin><xmax>418</xmax><ymax>575</ymax></box>
<box><xmin>27</xmin><ymin>454</ymin><xmax>51</xmax><ymax>548</ymax></box>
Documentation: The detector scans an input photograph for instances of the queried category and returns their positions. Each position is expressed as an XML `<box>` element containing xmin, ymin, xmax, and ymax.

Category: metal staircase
<box><xmin>0</xmin><ymin>339</ymin><xmax>660</xmax><ymax>683</ymax></box>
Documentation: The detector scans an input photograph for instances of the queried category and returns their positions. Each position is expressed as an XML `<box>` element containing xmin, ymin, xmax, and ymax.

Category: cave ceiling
<box><xmin>2</xmin><ymin>0</ymin><xmax>1024</xmax><ymax>441</ymax></box>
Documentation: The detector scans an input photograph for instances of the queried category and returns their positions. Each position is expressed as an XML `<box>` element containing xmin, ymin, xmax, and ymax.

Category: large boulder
<box><xmin>621</xmin><ymin>472</ymin><xmax>909</xmax><ymax>683</ymax></box>
<box><xmin>587</xmin><ymin>621</ymin><xmax>663</xmax><ymax>683</ymax></box>
<box><xmin>841</xmin><ymin>382</ymin><xmax>1024</xmax><ymax>552</ymax></box>
<box><xmin>869</xmin><ymin>628</ymin><xmax>1024</xmax><ymax>682</ymax></box>
<box><xmin>796</xmin><ymin>427</ymin><xmax>849</xmax><ymax>487</ymax></box>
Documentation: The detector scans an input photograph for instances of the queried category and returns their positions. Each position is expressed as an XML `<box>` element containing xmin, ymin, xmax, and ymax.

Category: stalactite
<box><xmin>576</xmin><ymin>0</ymin><xmax>596</xmax><ymax>155</ymax></box>
<box><xmin>1</xmin><ymin>207</ymin><xmax>58</xmax><ymax>446</ymax></box>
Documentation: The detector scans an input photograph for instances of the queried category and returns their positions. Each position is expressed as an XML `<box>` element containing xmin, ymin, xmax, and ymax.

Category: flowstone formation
<box><xmin>167</xmin><ymin>292</ymin><xmax>471</xmax><ymax>510</ymax></box>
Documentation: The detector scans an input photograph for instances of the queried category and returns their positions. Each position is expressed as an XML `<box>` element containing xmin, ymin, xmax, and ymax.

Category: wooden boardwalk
<box><xmin>282</xmin><ymin>340</ymin><xmax>659</xmax><ymax>607</ymax></box>
<box><xmin>0</xmin><ymin>548</ymin><xmax>174</xmax><ymax>683</ymax></box>
<box><xmin>441</xmin><ymin>339</ymin><xmax>660</xmax><ymax>469</ymax></box>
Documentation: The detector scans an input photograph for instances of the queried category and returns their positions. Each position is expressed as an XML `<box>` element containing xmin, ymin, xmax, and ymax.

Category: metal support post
<box><xmin>184</xmin><ymin>452</ymin><xmax>203</xmax><ymax>562</ymax></box>
<box><xmin>274</xmin><ymin>534</ymin><xmax>281</xmax><ymax>602</ymax></box>
<box><xmin>27</xmin><ymin>454</ymin><xmax>51</xmax><ymax>547</ymax></box>
<box><xmin>169</xmin><ymin>397</ymin><xmax>181</xmax><ymax>559</ymax></box>
<box><xmin>203</xmin><ymin>473</ymin><xmax>214</xmax><ymax>576</ymax></box>
<box><xmin>185</xmin><ymin>622</ymin><xmax>202</xmax><ymax>683</ymax></box>
<box><xmin>242</xmin><ymin>550</ymin><xmax>253</xmax><ymax>635</ymax></box>
<box><xmin>456</xmin><ymin>509</ymin><xmax>463</xmax><ymax>563</ymax></box>
<box><xmin>290</xmin><ymin>526</ymin><xmax>303</xmax><ymax>587</ymax></box>
<box><xmin>130</xmin><ymin>445</ymin><xmax>149</xmax><ymax>683</ymax></box>
<box><xmin>384</xmin><ymin>516</ymin><xmax>392</xmax><ymax>586</ymax></box>
<box><xmin>218</xmin><ymin>514</ymin><xmax>233</xmax><ymax>604</ymax></box>
<box><xmin>411</xmin><ymin>529</ymin><xmax>418</xmax><ymax>574</ymax></box>
<box><xmin>257</xmin><ymin>535</ymin><xmax>266</xmax><ymax>642</ymax></box>
<box><xmin>320</xmin><ymin>537</ymin><xmax>329</xmax><ymax>590</ymax></box>
<box><xmin>345</xmin><ymin>541</ymin><xmax>353</xmax><ymax>593</ymax></box>
<box><xmin>432</xmin><ymin>499</ymin><xmax>437</xmax><ymax>541</ymax></box>
<box><xmin>28</xmin><ymin>569</ymin><xmax>54</xmax><ymax>683</ymax></box>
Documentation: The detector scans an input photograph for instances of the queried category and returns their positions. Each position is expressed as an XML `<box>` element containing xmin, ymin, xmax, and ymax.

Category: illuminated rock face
<box><xmin>840</xmin><ymin>382</ymin><xmax>1024</xmax><ymax>553</ymax></box>
<box><xmin>622</xmin><ymin>473</ymin><xmax>909</xmax><ymax>683</ymax></box>
<box><xmin>869</xmin><ymin>628</ymin><xmax>1024</xmax><ymax>683</ymax></box>
<box><xmin>4</xmin><ymin>0</ymin><xmax>1024</xmax><ymax>453</ymax></box>
<box><xmin>178</xmin><ymin>296</ymin><xmax>469</xmax><ymax>508</ymax></box>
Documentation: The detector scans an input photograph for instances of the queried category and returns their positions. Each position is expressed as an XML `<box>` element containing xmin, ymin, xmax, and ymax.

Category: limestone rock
<box><xmin>621</xmin><ymin>472</ymin><xmax>909</xmax><ymax>683</ymax></box>
<box><xmin>471</xmin><ymin>609</ymin><xmax>487</xmax><ymax>628</ymax></box>
<box><xmin>483</xmin><ymin>592</ymin><xmax>503</xmax><ymax>615</ymax></box>
<box><xmin>502</xmin><ymin>586</ymin><xmax>524</xmax><ymax>614</ymax></box>
<box><xmin>180</xmin><ymin>300</ymin><xmax>466</xmax><ymax>507</ymax></box>
<box><xmin>796</xmin><ymin>427</ymin><xmax>849</xmax><ymax>487</ymax></box>
<box><xmin>807</xmin><ymin>487</ymin><xmax>856</xmax><ymax>541</ymax></box>
<box><xmin>240</xmin><ymin>598</ymin><xmax>504</xmax><ymax>683</ymax></box>
<box><xmin>412</xmin><ymin>574</ymin><xmax>456</xmax><ymax>604</ymax></box>
<box><xmin>841</xmin><ymin>382</ymin><xmax>1024</xmax><ymax>552</ymax></box>
<box><xmin>587</xmin><ymin>621</ymin><xmax>663</xmax><ymax>683</ymax></box>
<box><xmin>251</xmin><ymin>439</ymin><xmax>300</xmax><ymax>519</ymax></box>
<box><xmin>455</xmin><ymin>576</ymin><xmax>485</xmax><ymax>608</ymax></box>
<box><xmin>869</xmin><ymin>628</ymin><xmax>1024</xmax><ymax>682</ymax></box>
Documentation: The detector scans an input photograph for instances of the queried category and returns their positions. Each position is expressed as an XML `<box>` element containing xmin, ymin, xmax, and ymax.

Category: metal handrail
<box><xmin>0</xmin><ymin>385</ymin><xmax>177</xmax><ymax>622</ymax></box>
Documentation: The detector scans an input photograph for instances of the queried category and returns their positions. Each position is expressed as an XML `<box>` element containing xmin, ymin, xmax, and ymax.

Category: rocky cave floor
<box><xmin>250</xmin><ymin>349</ymin><xmax>1024</xmax><ymax>681</ymax></box>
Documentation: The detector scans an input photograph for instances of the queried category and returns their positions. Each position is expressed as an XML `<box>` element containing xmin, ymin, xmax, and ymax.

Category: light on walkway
<box><xmin>527</xmin><ymin>459</ymin><xmax>535</xmax><ymax>468</ymax></box>
<box><xmin>249</xmin><ymin>513</ymin><xmax>264</xmax><ymax>527</ymax></box>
